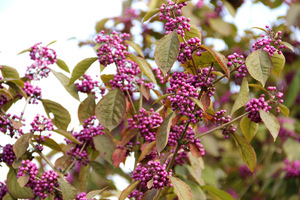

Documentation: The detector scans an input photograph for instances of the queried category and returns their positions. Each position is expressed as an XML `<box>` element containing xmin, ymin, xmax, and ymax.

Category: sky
<box><xmin>0</xmin><ymin>0</ymin><xmax>296</xmax><ymax>198</ymax></box>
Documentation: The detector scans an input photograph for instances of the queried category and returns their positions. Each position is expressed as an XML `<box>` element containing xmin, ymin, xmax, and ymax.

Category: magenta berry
<box><xmin>24</xmin><ymin>81</ymin><xmax>42</xmax><ymax>104</ymax></box>
<box><xmin>0</xmin><ymin>182</ymin><xmax>8</xmax><ymax>199</ymax></box>
<box><xmin>177</xmin><ymin>37</ymin><xmax>202</xmax><ymax>64</ymax></box>
<box><xmin>245</xmin><ymin>95</ymin><xmax>271</xmax><ymax>123</ymax></box>
<box><xmin>0</xmin><ymin>144</ymin><xmax>16</xmax><ymax>165</ymax></box>
<box><xmin>214</xmin><ymin>110</ymin><xmax>237</xmax><ymax>138</ymax></box>
<box><xmin>75</xmin><ymin>74</ymin><xmax>100</xmax><ymax>94</ymax></box>
<box><xmin>282</xmin><ymin>159</ymin><xmax>300</xmax><ymax>179</ymax></box>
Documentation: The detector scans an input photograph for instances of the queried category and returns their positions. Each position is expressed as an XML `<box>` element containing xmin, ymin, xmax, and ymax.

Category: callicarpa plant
<box><xmin>0</xmin><ymin>0</ymin><xmax>300</xmax><ymax>199</ymax></box>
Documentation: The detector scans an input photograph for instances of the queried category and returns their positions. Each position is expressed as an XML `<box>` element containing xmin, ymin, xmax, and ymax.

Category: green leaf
<box><xmin>86</xmin><ymin>188</ymin><xmax>106</xmax><ymax>200</ymax></box>
<box><xmin>283</xmin><ymin>138</ymin><xmax>300</xmax><ymax>160</ymax></box>
<box><xmin>240</xmin><ymin>116</ymin><xmax>258</xmax><ymax>142</ymax></box>
<box><xmin>0</xmin><ymin>65</ymin><xmax>20</xmax><ymax>79</ymax></box>
<box><xmin>53</xmin><ymin>129</ymin><xmax>81</xmax><ymax>144</ymax></box>
<box><xmin>78</xmin><ymin>93</ymin><xmax>96</xmax><ymax>124</ymax></box>
<box><xmin>46</xmin><ymin>40</ymin><xmax>57</xmax><ymax>46</ymax></box>
<box><xmin>271</xmin><ymin>51</ymin><xmax>285</xmax><ymax>76</ymax></box>
<box><xmin>143</xmin><ymin>8</ymin><xmax>160</xmax><ymax>22</ymax></box>
<box><xmin>156</xmin><ymin>112</ymin><xmax>175</xmax><ymax>154</ymax></box>
<box><xmin>184</xmin><ymin>24</ymin><xmax>201</xmax><ymax>41</ymax></box>
<box><xmin>13</xmin><ymin>133</ymin><xmax>32</xmax><ymax>159</ymax></box>
<box><xmin>259</xmin><ymin>110</ymin><xmax>280</xmax><ymax>141</ymax></box>
<box><xmin>248</xmin><ymin>83</ymin><xmax>267</xmax><ymax>92</ymax></box>
<box><xmin>284</xmin><ymin>69</ymin><xmax>300</xmax><ymax>107</ymax></box>
<box><xmin>279</xmin><ymin>104</ymin><xmax>289</xmax><ymax>117</ymax></box>
<box><xmin>100</xmin><ymin>74</ymin><xmax>114</xmax><ymax>88</ymax></box>
<box><xmin>200</xmin><ymin>45</ymin><xmax>229</xmax><ymax>77</ymax></box>
<box><xmin>188</xmin><ymin>152</ymin><xmax>205</xmax><ymax>185</ymax></box>
<box><xmin>57</xmin><ymin>178</ymin><xmax>77</xmax><ymax>200</ymax></box>
<box><xmin>169</xmin><ymin>176</ymin><xmax>193</xmax><ymax>200</ymax></box>
<box><xmin>79</xmin><ymin>164</ymin><xmax>90</xmax><ymax>192</ymax></box>
<box><xmin>154</xmin><ymin>31</ymin><xmax>180</xmax><ymax>76</ymax></box>
<box><xmin>279</xmin><ymin>41</ymin><xmax>294</xmax><ymax>52</ymax></box>
<box><xmin>152</xmin><ymin>93</ymin><xmax>172</xmax><ymax>105</ymax></box>
<box><xmin>119</xmin><ymin>180</ymin><xmax>142</xmax><ymax>200</ymax></box>
<box><xmin>42</xmin><ymin>99</ymin><xmax>71</xmax><ymax>130</ymax></box>
<box><xmin>125</xmin><ymin>41</ymin><xmax>144</xmax><ymax>57</ymax></box>
<box><xmin>17</xmin><ymin>174</ymin><xmax>30</xmax><ymax>187</ymax></box>
<box><xmin>52</xmin><ymin>70</ymin><xmax>79</xmax><ymax>100</ymax></box>
<box><xmin>127</xmin><ymin>54</ymin><xmax>157</xmax><ymax>85</ymax></box>
<box><xmin>69</xmin><ymin>57</ymin><xmax>98</xmax><ymax>85</ymax></box>
<box><xmin>245</xmin><ymin>49</ymin><xmax>272</xmax><ymax>87</ymax></box>
<box><xmin>6</xmin><ymin>167</ymin><xmax>34</xmax><ymax>199</ymax></box>
<box><xmin>17</xmin><ymin>47</ymin><xmax>32</xmax><ymax>55</ymax></box>
<box><xmin>177</xmin><ymin>0</ymin><xmax>191</xmax><ymax>4</ymax></box>
<box><xmin>55</xmin><ymin>59</ymin><xmax>70</xmax><ymax>73</ymax></box>
<box><xmin>95</xmin><ymin>89</ymin><xmax>126</xmax><ymax>131</ymax></box>
<box><xmin>95</xmin><ymin>18</ymin><xmax>109</xmax><ymax>33</ymax></box>
<box><xmin>209</xmin><ymin>18</ymin><xmax>232</xmax><ymax>37</ymax></box>
<box><xmin>93</xmin><ymin>134</ymin><xmax>116</xmax><ymax>164</ymax></box>
<box><xmin>138</xmin><ymin>141</ymin><xmax>156</xmax><ymax>162</ymax></box>
<box><xmin>233</xmin><ymin>134</ymin><xmax>257</xmax><ymax>172</ymax></box>
<box><xmin>3</xmin><ymin>193</ymin><xmax>16</xmax><ymax>200</ymax></box>
<box><xmin>223</xmin><ymin>1</ymin><xmax>236</xmax><ymax>17</ymax></box>
<box><xmin>202</xmin><ymin>185</ymin><xmax>235</xmax><ymax>200</ymax></box>
<box><xmin>89</xmin><ymin>161</ymin><xmax>106</xmax><ymax>177</ymax></box>
<box><xmin>189</xmin><ymin>97</ymin><xmax>204</xmax><ymax>111</ymax></box>
<box><xmin>251</xmin><ymin>27</ymin><xmax>268</xmax><ymax>33</ymax></box>
<box><xmin>33</xmin><ymin>135</ymin><xmax>62</xmax><ymax>152</ymax></box>
<box><xmin>231</xmin><ymin>78</ymin><xmax>249</xmax><ymax>115</ymax></box>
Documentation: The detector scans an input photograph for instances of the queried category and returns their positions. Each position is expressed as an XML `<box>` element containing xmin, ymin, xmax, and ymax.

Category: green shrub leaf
<box><xmin>156</xmin><ymin>112</ymin><xmax>175</xmax><ymax>154</ymax></box>
<box><xmin>169</xmin><ymin>176</ymin><xmax>193</xmax><ymax>200</ymax></box>
<box><xmin>78</xmin><ymin>93</ymin><xmax>96</xmax><ymax>124</ymax></box>
<box><xmin>69</xmin><ymin>57</ymin><xmax>98</xmax><ymax>85</ymax></box>
<box><xmin>240</xmin><ymin>116</ymin><xmax>258</xmax><ymax>142</ymax></box>
<box><xmin>231</xmin><ymin>78</ymin><xmax>249</xmax><ymax>115</ymax></box>
<box><xmin>259</xmin><ymin>109</ymin><xmax>280</xmax><ymax>141</ymax></box>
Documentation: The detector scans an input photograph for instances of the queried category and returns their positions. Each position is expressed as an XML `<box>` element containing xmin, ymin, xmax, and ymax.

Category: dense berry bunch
<box><xmin>67</xmin><ymin>116</ymin><xmax>105</xmax><ymax>165</ymax></box>
<box><xmin>30</xmin><ymin>114</ymin><xmax>54</xmax><ymax>133</ymax></box>
<box><xmin>95</xmin><ymin>31</ymin><xmax>130</xmax><ymax>67</ymax></box>
<box><xmin>278</xmin><ymin>117</ymin><xmax>297</xmax><ymax>141</ymax></box>
<box><xmin>195</xmin><ymin>68</ymin><xmax>216</xmax><ymax>97</ymax></box>
<box><xmin>214</xmin><ymin>110</ymin><xmax>237</xmax><ymax>138</ymax></box>
<box><xmin>0</xmin><ymin>182</ymin><xmax>8</xmax><ymax>199</ymax></box>
<box><xmin>153</xmin><ymin>68</ymin><xmax>166</xmax><ymax>84</ymax></box>
<box><xmin>0</xmin><ymin>144</ymin><xmax>16</xmax><ymax>165</ymax></box>
<box><xmin>267</xmin><ymin>86</ymin><xmax>284</xmax><ymax>113</ymax></box>
<box><xmin>227</xmin><ymin>53</ymin><xmax>247</xmax><ymax>78</ymax></box>
<box><xmin>75</xmin><ymin>74</ymin><xmax>99</xmax><ymax>94</ymax></box>
<box><xmin>239</xmin><ymin>165</ymin><xmax>253</xmax><ymax>178</ymax></box>
<box><xmin>245</xmin><ymin>95</ymin><xmax>271</xmax><ymax>123</ymax></box>
<box><xmin>167</xmin><ymin>71</ymin><xmax>203</xmax><ymax>123</ymax></box>
<box><xmin>128</xmin><ymin>108</ymin><xmax>163</xmax><ymax>142</ymax></box>
<box><xmin>24</xmin><ymin>81</ymin><xmax>42</xmax><ymax>104</ymax></box>
<box><xmin>76</xmin><ymin>192</ymin><xmax>88</xmax><ymax>200</ymax></box>
<box><xmin>0</xmin><ymin>114</ymin><xmax>24</xmax><ymax>138</ymax></box>
<box><xmin>33</xmin><ymin>170</ymin><xmax>59</xmax><ymax>199</ymax></box>
<box><xmin>252</xmin><ymin>26</ymin><xmax>286</xmax><ymax>57</ymax></box>
<box><xmin>169</xmin><ymin>149</ymin><xmax>189</xmax><ymax>166</ymax></box>
<box><xmin>159</xmin><ymin>0</ymin><xmax>190</xmax><ymax>36</ymax></box>
<box><xmin>177</xmin><ymin>37</ymin><xmax>202</xmax><ymax>64</ymax></box>
<box><xmin>130</xmin><ymin>160</ymin><xmax>172</xmax><ymax>197</ymax></box>
<box><xmin>26</xmin><ymin>43</ymin><xmax>57</xmax><ymax>80</ymax></box>
<box><xmin>0</xmin><ymin>94</ymin><xmax>9</xmax><ymax>109</ymax></box>
<box><xmin>110</xmin><ymin>60</ymin><xmax>141</xmax><ymax>92</ymax></box>
<box><xmin>282</xmin><ymin>159</ymin><xmax>300</xmax><ymax>179</ymax></box>
<box><xmin>17</xmin><ymin>160</ymin><xmax>39</xmax><ymax>186</ymax></box>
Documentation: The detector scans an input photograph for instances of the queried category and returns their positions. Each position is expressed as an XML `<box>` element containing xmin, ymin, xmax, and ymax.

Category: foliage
<box><xmin>0</xmin><ymin>0</ymin><xmax>300</xmax><ymax>200</ymax></box>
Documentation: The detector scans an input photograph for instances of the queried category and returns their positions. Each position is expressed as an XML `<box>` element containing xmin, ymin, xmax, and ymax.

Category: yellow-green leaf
<box><xmin>271</xmin><ymin>51</ymin><xmax>285</xmax><ymax>77</ymax></box>
<box><xmin>57</xmin><ymin>178</ymin><xmax>77</xmax><ymax>200</ymax></box>
<box><xmin>245</xmin><ymin>49</ymin><xmax>272</xmax><ymax>87</ymax></box>
<box><xmin>143</xmin><ymin>8</ymin><xmax>160</xmax><ymax>22</ymax></box>
<box><xmin>78</xmin><ymin>93</ymin><xmax>96</xmax><ymax>124</ymax></box>
<box><xmin>0</xmin><ymin>65</ymin><xmax>20</xmax><ymax>79</ymax></box>
<box><xmin>231</xmin><ymin>78</ymin><xmax>249</xmax><ymax>115</ymax></box>
<box><xmin>259</xmin><ymin>110</ymin><xmax>280</xmax><ymax>141</ymax></box>
<box><xmin>169</xmin><ymin>176</ymin><xmax>193</xmax><ymax>200</ymax></box>
<box><xmin>240</xmin><ymin>116</ymin><xmax>258</xmax><ymax>142</ymax></box>
<box><xmin>93</xmin><ymin>134</ymin><xmax>116</xmax><ymax>165</ymax></box>
<box><xmin>202</xmin><ymin>185</ymin><xmax>235</xmax><ymax>200</ymax></box>
<box><xmin>156</xmin><ymin>112</ymin><xmax>175</xmax><ymax>153</ymax></box>
<box><xmin>69</xmin><ymin>57</ymin><xmax>98</xmax><ymax>85</ymax></box>
<box><xmin>125</xmin><ymin>40</ymin><xmax>144</xmax><ymax>57</ymax></box>
<box><xmin>55</xmin><ymin>59</ymin><xmax>70</xmax><ymax>73</ymax></box>
<box><xmin>279</xmin><ymin>104</ymin><xmax>289</xmax><ymax>117</ymax></box>
<box><xmin>13</xmin><ymin>133</ymin><xmax>32</xmax><ymax>159</ymax></box>
<box><xmin>119</xmin><ymin>180</ymin><xmax>142</xmax><ymax>200</ymax></box>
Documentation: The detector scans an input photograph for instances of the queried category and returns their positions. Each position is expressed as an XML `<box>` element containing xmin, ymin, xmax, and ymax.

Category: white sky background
<box><xmin>0</xmin><ymin>0</ymin><xmax>295</xmax><ymax>198</ymax></box>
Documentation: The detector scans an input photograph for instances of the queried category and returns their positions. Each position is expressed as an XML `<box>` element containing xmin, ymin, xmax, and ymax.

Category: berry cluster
<box><xmin>0</xmin><ymin>182</ymin><xmax>8</xmax><ymax>199</ymax></box>
<box><xmin>159</xmin><ymin>0</ymin><xmax>190</xmax><ymax>36</ymax></box>
<box><xmin>33</xmin><ymin>170</ymin><xmax>59</xmax><ymax>199</ymax></box>
<box><xmin>251</xmin><ymin>26</ymin><xmax>286</xmax><ymax>57</ymax></box>
<box><xmin>177</xmin><ymin>37</ymin><xmax>202</xmax><ymax>64</ymax></box>
<box><xmin>26</xmin><ymin>43</ymin><xmax>57</xmax><ymax>80</ymax></box>
<box><xmin>76</xmin><ymin>192</ymin><xmax>88</xmax><ymax>200</ymax></box>
<box><xmin>129</xmin><ymin>160</ymin><xmax>172</xmax><ymax>198</ymax></box>
<box><xmin>95</xmin><ymin>31</ymin><xmax>130</xmax><ymax>67</ymax></box>
<box><xmin>195</xmin><ymin>68</ymin><xmax>216</xmax><ymax>97</ymax></box>
<box><xmin>0</xmin><ymin>114</ymin><xmax>24</xmax><ymax>138</ymax></box>
<box><xmin>227</xmin><ymin>53</ymin><xmax>247</xmax><ymax>78</ymax></box>
<box><xmin>278</xmin><ymin>117</ymin><xmax>297</xmax><ymax>141</ymax></box>
<box><xmin>75</xmin><ymin>74</ymin><xmax>99</xmax><ymax>94</ymax></box>
<box><xmin>245</xmin><ymin>95</ymin><xmax>271</xmax><ymax>123</ymax></box>
<box><xmin>128</xmin><ymin>108</ymin><xmax>163</xmax><ymax>142</ymax></box>
<box><xmin>67</xmin><ymin>116</ymin><xmax>105</xmax><ymax>165</ymax></box>
<box><xmin>267</xmin><ymin>86</ymin><xmax>284</xmax><ymax>113</ymax></box>
<box><xmin>239</xmin><ymin>165</ymin><xmax>253</xmax><ymax>178</ymax></box>
<box><xmin>153</xmin><ymin>68</ymin><xmax>166</xmax><ymax>84</ymax></box>
<box><xmin>0</xmin><ymin>94</ymin><xmax>9</xmax><ymax>109</ymax></box>
<box><xmin>214</xmin><ymin>110</ymin><xmax>237</xmax><ymax>138</ymax></box>
<box><xmin>282</xmin><ymin>159</ymin><xmax>300</xmax><ymax>179</ymax></box>
<box><xmin>24</xmin><ymin>81</ymin><xmax>42</xmax><ymax>104</ymax></box>
<box><xmin>30</xmin><ymin>114</ymin><xmax>54</xmax><ymax>133</ymax></box>
<box><xmin>167</xmin><ymin>71</ymin><xmax>202</xmax><ymax>123</ymax></box>
<box><xmin>0</xmin><ymin>144</ymin><xmax>16</xmax><ymax>165</ymax></box>
<box><xmin>17</xmin><ymin>160</ymin><xmax>39</xmax><ymax>187</ymax></box>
